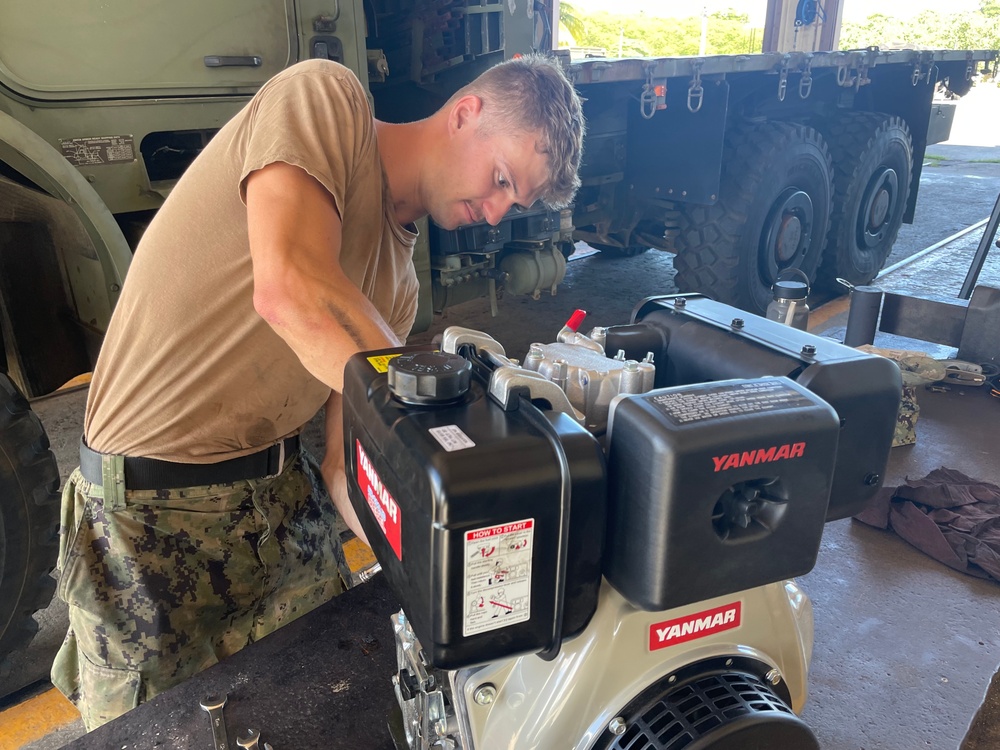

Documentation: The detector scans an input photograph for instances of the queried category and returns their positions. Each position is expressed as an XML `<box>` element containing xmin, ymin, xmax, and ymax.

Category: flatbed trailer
<box><xmin>566</xmin><ymin>47</ymin><xmax>999</xmax><ymax>312</ymax></box>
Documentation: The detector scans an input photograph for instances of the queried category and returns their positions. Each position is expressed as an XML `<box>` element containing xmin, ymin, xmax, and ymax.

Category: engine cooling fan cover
<box><xmin>591</xmin><ymin>656</ymin><xmax>819</xmax><ymax>750</ymax></box>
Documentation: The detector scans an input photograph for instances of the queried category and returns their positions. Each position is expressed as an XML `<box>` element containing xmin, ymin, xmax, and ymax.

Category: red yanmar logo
<box><xmin>356</xmin><ymin>440</ymin><xmax>402</xmax><ymax>560</ymax></box>
<box><xmin>712</xmin><ymin>442</ymin><xmax>805</xmax><ymax>472</ymax></box>
<box><xmin>649</xmin><ymin>602</ymin><xmax>742</xmax><ymax>651</ymax></box>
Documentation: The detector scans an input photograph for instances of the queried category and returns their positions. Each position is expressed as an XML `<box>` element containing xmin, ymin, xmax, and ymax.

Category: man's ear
<box><xmin>448</xmin><ymin>94</ymin><xmax>484</xmax><ymax>136</ymax></box>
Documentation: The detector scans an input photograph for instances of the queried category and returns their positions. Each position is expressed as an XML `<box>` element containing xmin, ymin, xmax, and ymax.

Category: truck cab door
<box><xmin>0</xmin><ymin>0</ymin><xmax>298</xmax><ymax>100</ymax></box>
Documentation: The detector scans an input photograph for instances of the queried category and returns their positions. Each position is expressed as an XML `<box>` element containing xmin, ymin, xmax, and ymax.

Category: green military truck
<box><xmin>0</xmin><ymin>0</ymin><xmax>995</xmax><ymax>664</ymax></box>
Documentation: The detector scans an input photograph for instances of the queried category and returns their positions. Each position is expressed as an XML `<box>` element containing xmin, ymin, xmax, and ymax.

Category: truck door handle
<box><xmin>310</xmin><ymin>36</ymin><xmax>343</xmax><ymax>62</ymax></box>
<box><xmin>204</xmin><ymin>55</ymin><xmax>262</xmax><ymax>68</ymax></box>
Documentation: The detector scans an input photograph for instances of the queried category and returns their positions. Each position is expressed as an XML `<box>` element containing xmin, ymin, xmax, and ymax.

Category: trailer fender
<box><xmin>0</xmin><ymin>109</ymin><xmax>131</xmax><ymax>327</ymax></box>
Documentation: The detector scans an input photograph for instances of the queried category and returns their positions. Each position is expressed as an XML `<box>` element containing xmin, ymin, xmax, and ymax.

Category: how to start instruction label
<box><xmin>463</xmin><ymin>519</ymin><xmax>533</xmax><ymax>637</ymax></box>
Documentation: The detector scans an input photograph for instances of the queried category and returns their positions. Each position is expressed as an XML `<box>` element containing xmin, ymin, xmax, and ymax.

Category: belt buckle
<box><xmin>265</xmin><ymin>439</ymin><xmax>286</xmax><ymax>480</ymax></box>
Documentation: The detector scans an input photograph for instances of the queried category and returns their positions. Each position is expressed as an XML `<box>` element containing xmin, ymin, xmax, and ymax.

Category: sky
<box><xmin>569</xmin><ymin>0</ymin><xmax>983</xmax><ymax>26</ymax></box>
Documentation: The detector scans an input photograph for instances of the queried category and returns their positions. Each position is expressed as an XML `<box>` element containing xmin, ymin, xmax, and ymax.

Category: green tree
<box><xmin>710</xmin><ymin>9</ymin><xmax>751</xmax><ymax>23</ymax></box>
<box><xmin>840</xmin><ymin>7</ymin><xmax>1000</xmax><ymax>51</ymax></box>
<box><xmin>559</xmin><ymin>2</ymin><xmax>587</xmax><ymax>46</ymax></box>
<box><xmin>571</xmin><ymin>10</ymin><xmax>761</xmax><ymax>57</ymax></box>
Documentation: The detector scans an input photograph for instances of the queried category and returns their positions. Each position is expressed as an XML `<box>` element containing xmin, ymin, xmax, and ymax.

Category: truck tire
<box><xmin>673</xmin><ymin>122</ymin><xmax>833</xmax><ymax>314</ymax></box>
<box><xmin>814</xmin><ymin>113</ymin><xmax>913</xmax><ymax>290</ymax></box>
<box><xmin>0</xmin><ymin>373</ymin><xmax>60</xmax><ymax>662</ymax></box>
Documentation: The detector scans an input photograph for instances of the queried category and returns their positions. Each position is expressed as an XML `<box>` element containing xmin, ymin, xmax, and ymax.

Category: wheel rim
<box><xmin>857</xmin><ymin>166</ymin><xmax>899</xmax><ymax>248</ymax></box>
<box><xmin>760</xmin><ymin>188</ymin><xmax>814</xmax><ymax>283</ymax></box>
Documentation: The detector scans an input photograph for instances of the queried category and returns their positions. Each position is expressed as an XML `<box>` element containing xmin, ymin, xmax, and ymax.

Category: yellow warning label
<box><xmin>367</xmin><ymin>353</ymin><xmax>403</xmax><ymax>373</ymax></box>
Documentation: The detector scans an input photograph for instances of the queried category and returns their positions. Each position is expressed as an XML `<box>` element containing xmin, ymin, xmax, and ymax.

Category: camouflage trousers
<box><xmin>892</xmin><ymin>384</ymin><xmax>920</xmax><ymax>447</ymax></box>
<box><xmin>51</xmin><ymin>448</ymin><xmax>345</xmax><ymax>731</ymax></box>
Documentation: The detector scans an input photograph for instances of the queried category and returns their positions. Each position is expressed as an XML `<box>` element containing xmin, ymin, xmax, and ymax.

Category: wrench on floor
<box><xmin>236</xmin><ymin>728</ymin><xmax>261</xmax><ymax>749</ymax></box>
<box><xmin>199</xmin><ymin>694</ymin><xmax>231</xmax><ymax>750</ymax></box>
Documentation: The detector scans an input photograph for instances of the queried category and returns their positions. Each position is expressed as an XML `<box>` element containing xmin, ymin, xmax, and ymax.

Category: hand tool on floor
<box><xmin>198</xmin><ymin>694</ymin><xmax>230</xmax><ymax>750</ymax></box>
<box><xmin>236</xmin><ymin>728</ymin><xmax>261</xmax><ymax>749</ymax></box>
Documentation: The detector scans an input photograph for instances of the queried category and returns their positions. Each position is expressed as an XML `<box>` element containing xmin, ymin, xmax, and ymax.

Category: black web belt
<box><xmin>79</xmin><ymin>435</ymin><xmax>300</xmax><ymax>491</ymax></box>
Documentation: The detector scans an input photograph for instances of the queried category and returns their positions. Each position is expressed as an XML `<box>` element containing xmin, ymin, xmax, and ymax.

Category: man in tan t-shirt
<box><xmin>51</xmin><ymin>54</ymin><xmax>585</xmax><ymax>729</ymax></box>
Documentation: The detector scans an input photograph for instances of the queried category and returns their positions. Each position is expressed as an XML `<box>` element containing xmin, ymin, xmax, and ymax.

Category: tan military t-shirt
<box><xmin>85</xmin><ymin>60</ymin><xmax>418</xmax><ymax>462</ymax></box>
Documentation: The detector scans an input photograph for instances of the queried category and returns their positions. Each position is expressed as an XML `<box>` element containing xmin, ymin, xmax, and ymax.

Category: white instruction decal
<box><xmin>464</xmin><ymin>519</ymin><xmax>533</xmax><ymax>637</ymax></box>
<box><xmin>648</xmin><ymin>379</ymin><xmax>813</xmax><ymax>426</ymax></box>
<box><xmin>429</xmin><ymin>425</ymin><xmax>476</xmax><ymax>452</ymax></box>
<box><xmin>60</xmin><ymin>135</ymin><xmax>135</xmax><ymax>166</ymax></box>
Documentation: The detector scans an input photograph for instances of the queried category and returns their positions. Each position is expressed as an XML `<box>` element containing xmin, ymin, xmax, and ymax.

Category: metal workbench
<box><xmin>63</xmin><ymin>574</ymin><xmax>402</xmax><ymax>750</ymax></box>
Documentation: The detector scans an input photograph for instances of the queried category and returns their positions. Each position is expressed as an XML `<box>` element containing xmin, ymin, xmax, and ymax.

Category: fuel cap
<box><xmin>387</xmin><ymin>352</ymin><xmax>471</xmax><ymax>405</ymax></box>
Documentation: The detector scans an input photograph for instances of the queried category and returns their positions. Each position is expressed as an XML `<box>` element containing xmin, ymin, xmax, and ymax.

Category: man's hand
<box><xmin>321</xmin><ymin>391</ymin><xmax>370</xmax><ymax>547</ymax></box>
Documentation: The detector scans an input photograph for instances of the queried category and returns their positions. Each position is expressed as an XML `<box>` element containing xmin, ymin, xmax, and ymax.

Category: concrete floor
<box><xmin>3</xmin><ymin>85</ymin><xmax>1000</xmax><ymax>748</ymax></box>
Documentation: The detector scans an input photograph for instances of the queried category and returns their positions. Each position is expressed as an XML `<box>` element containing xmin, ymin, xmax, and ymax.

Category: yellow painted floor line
<box><xmin>0</xmin><ymin>688</ymin><xmax>80</xmax><ymax>749</ymax></box>
<box><xmin>58</xmin><ymin>372</ymin><xmax>92</xmax><ymax>391</ymax></box>
<box><xmin>343</xmin><ymin>536</ymin><xmax>378</xmax><ymax>574</ymax></box>
<box><xmin>809</xmin><ymin>296</ymin><xmax>851</xmax><ymax>332</ymax></box>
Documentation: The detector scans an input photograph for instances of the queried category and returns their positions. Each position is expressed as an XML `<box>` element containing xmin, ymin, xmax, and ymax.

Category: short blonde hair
<box><xmin>454</xmin><ymin>54</ymin><xmax>585</xmax><ymax>210</ymax></box>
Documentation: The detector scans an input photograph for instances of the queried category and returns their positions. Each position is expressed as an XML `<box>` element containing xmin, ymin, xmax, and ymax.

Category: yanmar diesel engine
<box><xmin>343</xmin><ymin>294</ymin><xmax>901</xmax><ymax>750</ymax></box>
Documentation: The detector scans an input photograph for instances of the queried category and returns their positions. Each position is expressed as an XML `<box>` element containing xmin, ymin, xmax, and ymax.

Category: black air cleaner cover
<box><xmin>604</xmin><ymin>376</ymin><xmax>839</xmax><ymax>611</ymax></box>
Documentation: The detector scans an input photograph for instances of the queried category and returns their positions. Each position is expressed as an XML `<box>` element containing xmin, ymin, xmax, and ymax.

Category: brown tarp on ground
<box><xmin>854</xmin><ymin>467</ymin><xmax>1000</xmax><ymax>582</ymax></box>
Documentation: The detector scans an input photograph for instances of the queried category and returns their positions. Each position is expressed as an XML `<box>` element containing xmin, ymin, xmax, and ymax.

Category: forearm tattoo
<box><xmin>325</xmin><ymin>299</ymin><xmax>367</xmax><ymax>349</ymax></box>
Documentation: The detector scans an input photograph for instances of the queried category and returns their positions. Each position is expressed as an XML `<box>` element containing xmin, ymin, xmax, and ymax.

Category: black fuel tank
<box><xmin>343</xmin><ymin>347</ymin><xmax>607</xmax><ymax>669</ymax></box>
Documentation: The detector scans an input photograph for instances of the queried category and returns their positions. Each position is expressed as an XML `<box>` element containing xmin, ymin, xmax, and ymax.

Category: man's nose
<box><xmin>483</xmin><ymin>195</ymin><xmax>516</xmax><ymax>226</ymax></box>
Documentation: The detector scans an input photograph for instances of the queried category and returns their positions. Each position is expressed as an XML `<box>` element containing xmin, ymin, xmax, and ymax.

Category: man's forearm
<box><xmin>322</xmin><ymin>391</ymin><xmax>371</xmax><ymax>546</ymax></box>
<box><xmin>254</xmin><ymin>264</ymin><xmax>400</xmax><ymax>393</ymax></box>
<box><xmin>246</xmin><ymin>161</ymin><xmax>402</xmax><ymax>393</ymax></box>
